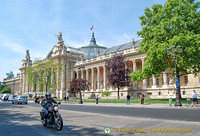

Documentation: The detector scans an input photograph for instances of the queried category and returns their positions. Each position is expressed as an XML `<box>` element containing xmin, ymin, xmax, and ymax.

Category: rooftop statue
<box><xmin>57</xmin><ymin>32</ymin><xmax>64</xmax><ymax>46</ymax></box>
<box><xmin>6</xmin><ymin>71</ymin><xmax>14</xmax><ymax>79</ymax></box>
<box><xmin>25</xmin><ymin>50</ymin><xmax>30</xmax><ymax>61</ymax></box>
<box><xmin>58</xmin><ymin>32</ymin><xmax>63</xmax><ymax>42</ymax></box>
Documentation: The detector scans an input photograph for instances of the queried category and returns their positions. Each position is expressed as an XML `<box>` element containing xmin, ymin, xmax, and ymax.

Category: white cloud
<box><xmin>0</xmin><ymin>35</ymin><xmax>26</xmax><ymax>54</ymax></box>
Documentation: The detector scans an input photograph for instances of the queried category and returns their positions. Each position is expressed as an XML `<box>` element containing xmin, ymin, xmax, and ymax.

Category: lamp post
<box><xmin>78</xmin><ymin>65</ymin><xmax>85</xmax><ymax>104</ymax></box>
<box><xmin>167</xmin><ymin>45</ymin><xmax>182</xmax><ymax>106</ymax></box>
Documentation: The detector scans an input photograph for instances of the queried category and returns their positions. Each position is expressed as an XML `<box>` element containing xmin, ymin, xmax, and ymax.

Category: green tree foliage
<box><xmin>0</xmin><ymin>85</ymin><xmax>11</xmax><ymax>94</ymax></box>
<box><xmin>131</xmin><ymin>0</ymin><xmax>200</xmax><ymax>81</ymax></box>
<box><xmin>26</xmin><ymin>60</ymin><xmax>63</xmax><ymax>93</ymax></box>
<box><xmin>102</xmin><ymin>91</ymin><xmax>112</xmax><ymax>97</ymax></box>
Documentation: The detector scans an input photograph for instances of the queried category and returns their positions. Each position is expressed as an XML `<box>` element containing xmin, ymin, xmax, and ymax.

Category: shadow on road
<box><xmin>0</xmin><ymin>108</ymin><xmax>106</xmax><ymax>136</ymax></box>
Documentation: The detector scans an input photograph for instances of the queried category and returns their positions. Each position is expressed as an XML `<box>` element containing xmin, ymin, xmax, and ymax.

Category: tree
<box><xmin>0</xmin><ymin>85</ymin><xmax>11</xmax><ymax>94</ymax></box>
<box><xmin>131</xmin><ymin>0</ymin><xmax>200</xmax><ymax>95</ymax></box>
<box><xmin>102</xmin><ymin>91</ymin><xmax>112</xmax><ymax>99</ymax></box>
<box><xmin>69</xmin><ymin>78</ymin><xmax>89</xmax><ymax>104</ymax></box>
<box><xmin>105</xmin><ymin>54</ymin><xmax>130</xmax><ymax>99</ymax></box>
<box><xmin>26</xmin><ymin>60</ymin><xmax>63</xmax><ymax>94</ymax></box>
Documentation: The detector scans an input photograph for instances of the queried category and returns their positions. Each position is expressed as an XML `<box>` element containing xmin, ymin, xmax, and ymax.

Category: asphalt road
<box><xmin>29</xmin><ymin>102</ymin><xmax>200</xmax><ymax>122</ymax></box>
<box><xmin>0</xmin><ymin>102</ymin><xmax>107</xmax><ymax>136</ymax></box>
<box><xmin>1</xmin><ymin>102</ymin><xmax>200</xmax><ymax>136</ymax></box>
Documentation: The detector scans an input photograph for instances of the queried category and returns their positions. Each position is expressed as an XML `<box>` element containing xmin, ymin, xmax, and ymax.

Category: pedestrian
<box><xmin>127</xmin><ymin>93</ymin><xmax>130</xmax><ymax>105</ymax></box>
<box><xmin>140</xmin><ymin>94</ymin><xmax>144</xmax><ymax>104</ymax></box>
<box><xmin>67</xmin><ymin>96</ymin><xmax>69</xmax><ymax>102</ymax></box>
<box><xmin>96</xmin><ymin>95</ymin><xmax>99</xmax><ymax>104</ymax></box>
<box><xmin>64</xmin><ymin>96</ymin><xmax>66</xmax><ymax>102</ymax></box>
<box><xmin>192</xmin><ymin>90</ymin><xmax>197</xmax><ymax>107</ymax></box>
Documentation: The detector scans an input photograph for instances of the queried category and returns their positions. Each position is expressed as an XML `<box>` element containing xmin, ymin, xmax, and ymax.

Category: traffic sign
<box><xmin>176</xmin><ymin>81</ymin><xmax>180</xmax><ymax>87</ymax></box>
<box><xmin>174</xmin><ymin>77</ymin><xmax>178</xmax><ymax>82</ymax></box>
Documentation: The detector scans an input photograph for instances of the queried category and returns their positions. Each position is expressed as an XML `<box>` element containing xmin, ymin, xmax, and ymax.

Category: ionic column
<box><xmin>103</xmin><ymin>65</ymin><xmax>106</xmax><ymax>91</ymax></box>
<box><xmin>124</xmin><ymin>61</ymin><xmax>128</xmax><ymax>90</ymax></box>
<box><xmin>97</xmin><ymin>67</ymin><xmax>100</xmax><ymax>91</ymax></box>
<box><xmin>86</xmin><ymin>69</ymin><xmax>89</xmax><ymax>80</ymax></box>
<box><xmin>81</xmin><ymin>69</ymin><xmax>84</xmax><ymax>79</ymax></box>
<box><xmin>60</xmin><ymin>59</ymin><xmax>66</xmax><ymax>99</ymax></box>
<box><xmin>76</xmin><ymin>70</ymin><xmax>79</xmax><ymax>79</ymax></box>
<box><xmin>65</xmin><ymin>62</ymin><xmax>69</xmax><ymax>97</ymax></box>
<box><xmin>71</xmin><ymin>70</ymin><xmax>73</xmax><ymax>81</ymax></box>
<box><xmin>132</xmin><ymin>59</ymin><xmax>137</xmax><ymax>88</ymax></box>
<box><xmin>162</xmin><ymin>71</ymin><xmax>168</xmax><ymax>88</ymax></box>
<box><xmin>22</xmin><ymin>72</ymin><xmax>26</xmax><ymax>94</ymax></box>
<box><xmin>152</xmin><ymin>76</ymin><xmax>157</xmax><ymax>89</ymax></box>
<box><xmin>109</xmin><ymin>68</ymin><xmax>113</xmax><ymax>91</ymax></box>
<box><xmin>56</xmin><ymin>66</ymin><xmax>59</xmax><ymax>98</ymax></box>
<box><xmin>133</xmin><ymin>59</ymin><xmax>136</xmax><ymax>71</ymax></box>
<box><xmin>25</xmin><ymin>76</ymin><xmax>28</xmax><ymax>94</ymax></box>
<box><xmin>91</xmin><ymin>68</ymin><xmax>94</xmax><ymax>91</ymax></box>
<box><xmin>85</xmin><ymin>69</ymin><xmax>88</xmax><ymax>92</ymax></box>
<box><xmin>142</xmin><ymin>58</ymin><xmax>147</xmax><ymax>89</ymax></box>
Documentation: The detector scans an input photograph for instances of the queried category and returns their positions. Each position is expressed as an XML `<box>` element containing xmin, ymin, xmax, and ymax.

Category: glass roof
<box><xmin>79</xmin><ymin>32</ymin><xmax>107</xmax><ymax>58</ymax></box>
<box><xmin>102</xmin><ymin>40</ymin><xmax>140</xmax><ymax>55</ymax></box>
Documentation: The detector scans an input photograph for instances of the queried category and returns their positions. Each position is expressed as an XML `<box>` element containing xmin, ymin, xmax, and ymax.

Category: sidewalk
<box><xmin>61</xmin><ymin>102</ymin><xmax>200</xmax><ymax>110</ymax></box>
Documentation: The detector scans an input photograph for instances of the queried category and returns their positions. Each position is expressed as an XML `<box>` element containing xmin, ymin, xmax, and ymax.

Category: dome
<box><xmin>79</xmin><ymin>32</ymin><xmax>107</xmax><ymax>58</ymax></box>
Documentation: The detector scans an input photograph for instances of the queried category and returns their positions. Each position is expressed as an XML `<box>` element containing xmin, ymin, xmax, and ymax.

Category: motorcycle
<box><xmin>40</xmin><ymin>101</ymin><xmax>63</xmax><ymax>131</ymax></box>
<box><xmin>35</xmin><ymin>97</ymin><xmax>40</xmax><ymax>104</ymax></box>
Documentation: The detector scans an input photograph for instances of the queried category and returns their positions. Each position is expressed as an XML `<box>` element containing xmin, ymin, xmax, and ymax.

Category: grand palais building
<box><xmin>3</xmin><ymin>32</ymin><xmax>200</xmax><ymax>99</ymax></box>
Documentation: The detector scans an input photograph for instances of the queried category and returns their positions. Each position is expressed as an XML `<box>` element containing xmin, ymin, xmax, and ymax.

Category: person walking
<box><xmin>127</xmin><ymin>93</ymin><xmax>130</xmax><ymax>105</ymax></box>
<box><xmin>140</xmin><ymin>94</ymin><xmax>144</xmax><ymax>104</ymax></box>
<box><xmin>96</xmin><ymin>95</ymin><xmax>99</xmax><ymax>104</ymax></box>
<box><xmin>192</xmin><ymin>90</ymin><xmax>197</xmax><ymax>107</ymax></box>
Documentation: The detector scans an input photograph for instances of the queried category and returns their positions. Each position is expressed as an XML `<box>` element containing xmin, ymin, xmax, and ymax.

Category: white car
<box><xmin>1</xmin><ymin>94</ymin><xmax>14</xmax><ymax>101</ymax></box>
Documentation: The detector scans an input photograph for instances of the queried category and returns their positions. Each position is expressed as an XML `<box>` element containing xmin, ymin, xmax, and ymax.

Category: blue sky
<box><xmin>0</xmin><ymin>0</ymin><xmax>168</xmax><ymax>81</ymax></box>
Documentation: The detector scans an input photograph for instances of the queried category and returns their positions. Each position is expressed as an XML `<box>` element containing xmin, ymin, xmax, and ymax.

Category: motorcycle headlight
<box><xmin>54</xmin><ymin>106</ymin><xmax>58</xmax><ymax>111</ymax></box>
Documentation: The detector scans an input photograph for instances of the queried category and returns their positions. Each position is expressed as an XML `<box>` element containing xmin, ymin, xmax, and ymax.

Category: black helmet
<box><xmin>46</xmin><ymin>92</ymin><xmax>51</xmax><ymax>97</ymax></box>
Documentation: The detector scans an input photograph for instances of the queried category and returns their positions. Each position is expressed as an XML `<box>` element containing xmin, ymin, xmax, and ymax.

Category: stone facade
<box><xmin>3</xmin><ymin>32</ymin><xmax>200</xmax><ymax>99</ymax></box>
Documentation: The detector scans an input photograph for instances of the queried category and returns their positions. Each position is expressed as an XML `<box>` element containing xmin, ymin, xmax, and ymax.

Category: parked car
<box><xmin>12</xmin><ymin>96</ymin><xmax>28</xmax><ymax>104</ymax></box>
<box><xmin>1</xmin><ymin>94</ymin><xmax>13</xmax><ymax>101</ymax></box>
<box><xmin>0</xmin><ymin>94</ymin><xmax>3</xmax><ymax>99</ymax></box>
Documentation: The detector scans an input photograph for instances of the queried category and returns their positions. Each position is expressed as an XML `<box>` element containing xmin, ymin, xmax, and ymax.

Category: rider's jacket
<box><xmin>41</xmin><ymin>97</ymin><xmax>57</xmax><ymax>108</ymax></box>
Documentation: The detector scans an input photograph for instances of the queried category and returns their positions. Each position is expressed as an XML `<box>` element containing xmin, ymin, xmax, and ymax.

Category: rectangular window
<box><xmin>158</xmin><ymin>92</ymin><xmax>161</xmax><ymax>96</ymax></box>
<box><xmin>147</xmin><ymin>79</ymin><xmax>150</xmax><ymax>86</ymax></box>
<box><xmin>167</xmin><ymin>74</ymin><xmax>169</xmax><ymax>84</ymax></box>
<box><xmin>184</xmin><ymin>76</ymin><xmax>188</xmax><ymax>84</ymax></box>
<box><xmin>183</xmin><ymin>91</ymin><xmax>186</xmax><ymax>95</ymax></box>
<box><xmin>121</xmin><ymin>93</ymin><xmax>123</xmax><ymax>96</ymax></box>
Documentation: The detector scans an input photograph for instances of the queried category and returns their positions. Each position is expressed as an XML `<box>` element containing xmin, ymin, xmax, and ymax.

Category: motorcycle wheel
<box><xmin>56</xmin><ymin>116</ymin><xmax>63</xmax><ymax>131</ymax></box>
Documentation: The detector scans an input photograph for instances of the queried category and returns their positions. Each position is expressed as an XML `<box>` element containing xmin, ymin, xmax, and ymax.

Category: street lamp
<box><xmin>78</xmin><ymin>65</ymin><xmax>85</xmax><ymax>104</ymax></box>
<box><xmin>167</xmin><ymin>45</ymin><xmax>182</xmax><ymax>106</ymax></box>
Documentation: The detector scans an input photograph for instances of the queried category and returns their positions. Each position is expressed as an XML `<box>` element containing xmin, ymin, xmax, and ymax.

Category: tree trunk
<box><xmin>79</xmin><ymin>85</ymin><xmax>83</xmax><ymax>104</ymax></box>
<box><xmin>46</xmin><ymin>83</ymin><xmax>48</xmax><ymax>93</ymax></box>
<box><xmin>118</xmin><ymin>87</ymin><xmax>120</xmax><ymax>99</ymax></box>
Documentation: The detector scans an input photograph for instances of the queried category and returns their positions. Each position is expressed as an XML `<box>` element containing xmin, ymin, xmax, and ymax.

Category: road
<box><xmin>0</xmin><ymin>102</ymin><xmax>200</xmax><ymax>136</ymax></box>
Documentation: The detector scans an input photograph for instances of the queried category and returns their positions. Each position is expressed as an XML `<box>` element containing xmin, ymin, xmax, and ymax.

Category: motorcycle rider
<box><xmin>41</xmin><ymin>92</ymin><xmax>57</xmax><ymax>121</ymax></box>
<box><xmin>35</xmin><ymin>95</ymin><xmax>40</xmax><ymax>103</ymax></box>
